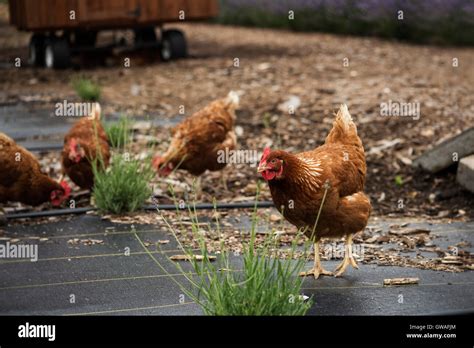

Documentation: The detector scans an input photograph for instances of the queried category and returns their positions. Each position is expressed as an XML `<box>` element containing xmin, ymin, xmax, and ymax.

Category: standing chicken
<box><xmin>0</xmin><ymin>132</ymin><xmax>71</xmax><ymax>222</ymax></box>
<box><xmin>258</xmin><ymin>105</ymin><xmax>371</xmax><ymax>278</ymax></box>
<box><xmin>153</xmin><ymin>91</ymin><xmax>239</xmax><ymax>190</ymax></box>
<box><xmin>61</xmin><ymin>103</ymin><xmax>110</xmax><ymax>190</ymax></box>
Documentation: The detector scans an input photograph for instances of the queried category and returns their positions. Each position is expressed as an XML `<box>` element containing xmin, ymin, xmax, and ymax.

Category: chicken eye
<box><xmin>270</xmin><ymin>159</ymin><xmax>277</xmax><ymax>164</ymax></box>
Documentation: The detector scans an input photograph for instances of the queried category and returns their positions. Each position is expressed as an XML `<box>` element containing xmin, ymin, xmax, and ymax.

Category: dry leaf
<box><xmin>68</xmin><ymin>238</ymin><xmax>103</xmax><ymax>246</ymax></box>
<box><xmin>389</xmin><ymin>228</ymin><xmax>430</xmax><ymax>236</ymax></box>
<box><xmin>377</xmin><ymin>235</ymin><xmax>391</xmax><ymax>243</ymax></box>
<box><xmin>441</xmin><ymin>256</ymin><xmax>463</xmax><ymax>265</ymax></box>
<box><xmin>383</xmin><ymin>277</ymin><xmax>419</xmax><ymax>286</ymax></box>
<box><xmin>170</xmin><ymin>254</ymin><xmax>216</xmax><ymax>261</ymax></box>
<box><xmin>270</xmin><ymin>214</ymin><xmax>282</xmax><ymax>222</ymax></box>
<box><xmin>365</xmin><ymin>235</ymin><xmax>379</xmax><ymax>244</ymax></box>
<box><xmin>83</xmin><ymin>239</ymin><xmax>104</xmax><ymax>246</ymax></box>
<box><xmin>401</xmin><ymin>236</ymin><xmax>415</xmax><ymax>249</ymax></box>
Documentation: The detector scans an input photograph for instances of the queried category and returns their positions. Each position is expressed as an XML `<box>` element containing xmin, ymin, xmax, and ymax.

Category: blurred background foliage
<box><xmin>217</xmin><ymin>0</ymin><xmax>474</xmax><ymax>45</ymax></box>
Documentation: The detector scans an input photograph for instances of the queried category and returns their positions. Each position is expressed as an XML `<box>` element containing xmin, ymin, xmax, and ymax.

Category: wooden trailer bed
<box><xmin>9</xmin><ymin>0</ymin><xmax>218</xmax><ymax>31</ymax></box>
<box><xmin>7</xmin><ymin>0</ymin><xmax>218</xmax><ymax>68</ymax></box>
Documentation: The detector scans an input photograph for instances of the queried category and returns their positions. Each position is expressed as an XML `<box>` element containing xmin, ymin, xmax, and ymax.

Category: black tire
<box><xmin>44</xmin><ymin>36</ymin><xmax>70</xmax><ymax>69</ymax></box>
<box><xmin>29</xmin><ymin>34</ymin><xmax>45</xmax><ymax>67</ymax></box>
<box><xmin>160</xmin><ymin>29</ymin><xmax>187</xmax><ymax>61</ymax></box>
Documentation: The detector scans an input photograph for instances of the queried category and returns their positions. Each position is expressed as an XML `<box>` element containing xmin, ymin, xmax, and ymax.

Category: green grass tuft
<box><xmin>73</xmin><ymin>78</ymin><xmax>101</xmax><ymax>102</ymax></box>
<box><xmin>144</xmin><ymin>184</ymin><xmax>313</xmax><ymax>316</ymax></box>
<box><xmin>92</xmin><ymin>154</ymin><xmax>153</xmax><ymax>214</ymax></box>
<box><xmin>105</xmin><ymin>116</ymin><xmax>132</xmax><ymax>149</ymax></box>
<box><xmin>394</xmin><ymin>175</ymin><xmax>404</xmax><ymax>186</ymax></box>
<box><xmin>185</xmin><ymin>234</ymin><xmax>312</xmax><ymax>315</ymax></box>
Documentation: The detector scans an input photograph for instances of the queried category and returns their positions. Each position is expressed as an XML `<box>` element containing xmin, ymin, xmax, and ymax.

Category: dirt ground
<box><xmin>0</xmin><ymin>3</ymin><xmax>473</xmax><ymax>220</ymax></box>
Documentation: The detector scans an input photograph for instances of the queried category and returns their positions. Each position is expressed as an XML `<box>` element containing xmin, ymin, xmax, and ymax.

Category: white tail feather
<box><xmin>337</xmin><ymin>104</ymin><xmax>353</xmax><ymax>130</ymax></box>
<box><xmin>225</xmin><ymin>90</ymin><xmax>241</xmax><ymax>108</ymax></box>
<box><xmin>89</xmin><ymin>102</ymin><xmax>101</xmax><ymax>120</ymax></box>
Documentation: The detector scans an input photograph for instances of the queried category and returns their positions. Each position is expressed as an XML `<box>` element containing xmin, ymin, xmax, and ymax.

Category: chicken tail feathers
<box><xmin>336</xmin><ymin>104</ymin><xmax>354</xmax><ymax>131</ymax></box>
<box><xmin>325</xmin><ymin>104</ymin><xmax>361</xmax><ymax>146</ymax></box>
<box><xmin>224</xmin><ymin>90</ymin><xmax>241</xmax><ymax>109</ymax></box>
<box><xmin>88</xmin><ymin>102</ymin><xmax>102</xmax><ymax>120</ymax></box>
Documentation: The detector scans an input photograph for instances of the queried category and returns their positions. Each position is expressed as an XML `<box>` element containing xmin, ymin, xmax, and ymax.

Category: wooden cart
<box><xmin>8</xmin><ymin>0</ymin><xmax>219</xmax><ymax>68</ymax></box>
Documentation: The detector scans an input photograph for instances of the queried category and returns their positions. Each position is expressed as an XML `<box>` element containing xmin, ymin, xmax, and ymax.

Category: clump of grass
<box><xmin>141</xmin><ymin>185</ymin><xmax>313</xmax><ymax>316</ymax></box>
<box><xmin>262</xmin><ymin>112</ymin><xmax>272</xmax><ymax>129</ymax></box>
<box><xmin>105</xmin><ymin>116</ymin><xmax>132</xmax><ymax>149</ymax></box>
<box><xmin>92</xmin><ymin>154</ymin><xmax>153</xmax><ymax>214</ymax></box>
<box><xmin>73</xmin><ymin>78</ymin><xmax>101</xmax><ymax>102</ymax></box>
<box><xmin>185</xmin><ymin>229</ymin><xmax>311</xmax><ymax>315</ymax></box>
<box><xmin>394</xmin><ymin>175</ymin><xmax>404</xmax><ymax>186</ymax></box>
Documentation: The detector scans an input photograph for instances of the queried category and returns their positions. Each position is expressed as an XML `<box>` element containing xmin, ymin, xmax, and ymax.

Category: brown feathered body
<box><xmin>260</xmin><ymin>105</ymin><xmax>371</xmax><ymax>241</ymax></box>
<box><xmin>61</xmin><ymin>105</ymin><xmax>110</xmax><ymax>189</ymax></box>
<box><xmin>155</xmin><ymin>92</ymin><xmax>239</xmax><ymax>176</ymax></box>
<box><xmin>0</xmin><ymin>132</ymin><xmax>66</xmax><ymax>206</ymax></box>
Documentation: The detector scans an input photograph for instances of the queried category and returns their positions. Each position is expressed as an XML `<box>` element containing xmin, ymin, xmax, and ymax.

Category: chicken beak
<box><xmin>257</xmin><ymin>164</ymin><xmax>268</xmax><ymax>173</ymax></box>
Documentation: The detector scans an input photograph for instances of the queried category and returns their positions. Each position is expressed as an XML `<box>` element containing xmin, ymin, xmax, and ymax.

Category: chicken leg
<box><xmin>0</xmin><ymin>206</ymin><xmax>7</xmax><ymax>226</ymax></box>
<box><xmin>220</xmin><ymin>167</ymin><xmax>229</xmax><ymax>192</ymax></box>
<box><xmin>334</xmin><ymin>234</ymin><xmax>359</xmax><ymax>277</ymax></box>
<box><xmin>193</xmin><ymin>176</ymin><xmax>203</xmax><ymax>199</ymax></box>
<box><xmin>299</xmin><ymin>241</ymin><xmax>333</xmax><ymax>279</ymax></box>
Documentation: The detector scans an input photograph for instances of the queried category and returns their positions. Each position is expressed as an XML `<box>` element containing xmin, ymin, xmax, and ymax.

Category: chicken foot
<box><xmin>334</xmin><ymin>234</ymin><xmax>359</xmax><ymax>277</ymax></box>
<box><xmin>299</xmin><ymin>241</ymin><xmax>333</xmax><ymax>279</ymax></box>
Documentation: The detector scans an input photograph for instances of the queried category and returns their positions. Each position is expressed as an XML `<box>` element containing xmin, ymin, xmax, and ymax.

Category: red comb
<box><xmin>60</xmin><ymin>181</ymin><xmax>71</xmax><ymax>197</ymax></box>
<box><xmin>259</xmin><ymin>147</ymin><xmax>271</xmax><ymax>167</ymax></box>
<box><xmin>262</xmin><ymin>147</ymin><xmax>271</xmax><ymax>160</ymax></box>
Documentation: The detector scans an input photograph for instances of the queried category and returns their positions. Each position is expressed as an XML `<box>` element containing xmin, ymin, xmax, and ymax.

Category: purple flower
<box><xmin>221</xmin><ymin>0</ymin><xmax>474</xmax><ymax>22</ymax></box>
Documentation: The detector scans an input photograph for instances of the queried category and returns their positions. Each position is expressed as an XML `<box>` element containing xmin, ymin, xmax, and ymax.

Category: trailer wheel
<box><xmin>44</xmin><ymin>37</ymin><xmax>71</xmax><ymax>69</ymax></box>
<box><xmin>29</xmin><ymin>34</ymin><xmax>45</xmax><ymax>67</ymax></box>
<box><xmin>160</xmin><ymin>30</ymin><xmax>187</xmax><ymax>61</ymax></box>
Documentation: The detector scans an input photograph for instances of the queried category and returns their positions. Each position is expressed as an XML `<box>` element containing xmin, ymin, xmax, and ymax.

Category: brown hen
<box><xmin>61</xmin><ymin>103</ymin><xmax>110</xmax><ymax>190</ymax></box>
<box><xmin>258</xmin><ymin>105</ymin><xmax>371</xmax><ymax>278</ymax></box>
<box><xmin>0</xmin><ymin>132</ymin><xmax>71</xmax><ymax>222</ymax></box>
<box><xmin>153</xmin><ymin>91</ymin><xmax>239</xmax><ymax>190</ymax></box>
